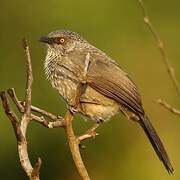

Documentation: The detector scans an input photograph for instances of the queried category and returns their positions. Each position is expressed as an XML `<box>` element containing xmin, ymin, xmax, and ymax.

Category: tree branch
<box><xmin>0</xmin><ymin>91</ymin><xmax>24</xmax><ymax>142</ymax></box>
<box><xmin>157</xmin><ymin>99</ymin><xmax>180</xmax><ymax>115</ymax></box>
<box><xmin>78</xmin><ymin>123</ymin><xmax>99</xmax><ymax>144</ymax></box>
<box><xmin>63</xmin><ymin>52</ymin><xmax>92</xmax><ymax>180</ymax></box>
<box><xmin>64</xmin><ymin>110</ymin><xmax>90</xmax><ymax>180</ymax></box>
<box><xmin>0</xmin><ymin>38</ymin><xmax>41</xmax><ymax>180</ymax></box>
<box><xmin>0</xmin><ymin>39</ymin><xmax>97</xmax><ymax>180</ymax></box>
<box><xmin>138</xmin><ymin>0</ymin><xmax>180</xmax><ymax>96</ymax></box>
<box><xmin>20</xmin><ymin>39</ymin><xmax>42</xmax><ymax>180</ymax></box>
<box><xmin>138</xmin><ymin>0</ymin><xmax>180</xmax><ymax>116</ymax></box>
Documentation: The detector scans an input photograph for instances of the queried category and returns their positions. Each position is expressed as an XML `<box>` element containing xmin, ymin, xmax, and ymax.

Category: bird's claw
<box><xmin>68</xmin><ymin>105</ymin><xmax>78</xmax><ymax>114</ymax></box>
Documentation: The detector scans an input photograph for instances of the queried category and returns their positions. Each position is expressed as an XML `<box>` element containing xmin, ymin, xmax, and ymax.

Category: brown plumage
<box><xmin>40</xmin><ymin>30</ymin><xmax>173</xmax><ymax>173</ymax></box>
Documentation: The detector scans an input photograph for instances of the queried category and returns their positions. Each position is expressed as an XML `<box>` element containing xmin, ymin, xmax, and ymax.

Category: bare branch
<box><xmin>64</xmin><ymin>110</ymin><xmax>90</xmax><ymax>180</ymax></box>
<box><xmin>7</xmin><ymin>88</ymin><xmax>24</xmax><ymax>113</ymax></box>
<box><xmin>7</xmin><ymin>86</ymin><xmax>87</xmax><ymax>179</ymax></box>
<box><xmin>78</xmin><ymin>123</ymin><xmax>99</xmax><ymax>144</ymax></box>
<box><xmin>78</xmin><ymin>131</ymin><xmax>98</xmax><ymax>144</ymax></box>
<box><xmin>21</xmin><ymin>38</ymin><xmax>33</xmax><ymax>135</ymax></box>
<box><xmin>1</xmin><ymin>39</ymin><xmax>92</xmax><ymax>180</ymax></box>
<box><xmin>0</xmin><ymin>39</ymin><xmax>41</xmax><ymax>180</ymax></box>
<box><xmin>0</xmin><ymin>91</ymin><xmax>24</xmax><ymax>142</ymax></box>
<box><xmin>7</xmin><ymin>83</ymin><xmax>96</xmax><ymax>178</ymax></box>
<box><xmin>64</xmin><ymin>55</ymin><xmax>92</xmax><ymax>180</ymax></box>
<box><xmin>22</xmin><ymin>39</ymin><xmax>33</xmax><ymax>106</ymax></box>
<box><xmin>7</xmin><ymin>88</ymin><xmax>65</xmax><ymax>128</ymax></box>
<box><xmin>138</xmin><ymin>0</ymin><xmax>180</xmax><ymax>96</ymax></box>
<box><xmin>23</xmin><ymin>102</ymin><xmax>59</xmax><ymax>121</ymax></box>
<box><xmin>0</xmin><ymin>91</ymin><xmax>40</xmax><ymax>180</ymax></box>
<box><xmin>157</xmin><ymin>99</ymin><xmax>180</xmax><ymax>115</ymax></box>
<box><xmin>18</xmin><ymin>38</ymin><xmax>41</xmax><ymax>180</ymax></box>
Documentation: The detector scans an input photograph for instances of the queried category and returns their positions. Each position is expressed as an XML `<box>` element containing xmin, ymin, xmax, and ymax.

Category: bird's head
<box><xmin>39</xmin><ymin>30</ymin><xmax>86</xmax><ymax>55</ymax></box>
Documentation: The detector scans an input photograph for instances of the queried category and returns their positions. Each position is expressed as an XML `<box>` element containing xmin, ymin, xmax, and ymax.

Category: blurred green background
<box><xmin>1</xmin><ymin>0</ymin><xmax>180</xmax><ymax>179</ymax></box>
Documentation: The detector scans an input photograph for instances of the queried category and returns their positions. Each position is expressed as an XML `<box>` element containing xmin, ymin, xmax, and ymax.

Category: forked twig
<box><xmin>7</xmin><ymin>88</ymin><xmax>65</xmax><ymax>128</ymax></box>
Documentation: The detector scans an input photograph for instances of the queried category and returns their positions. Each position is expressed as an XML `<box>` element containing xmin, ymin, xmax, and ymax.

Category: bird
<box><xmin>39</xmin><ymin>30</ymin><xmax>173</xmax><ymax>173</ymax></box>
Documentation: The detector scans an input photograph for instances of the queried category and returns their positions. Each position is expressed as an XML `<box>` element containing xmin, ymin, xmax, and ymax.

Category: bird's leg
<box><xmin>68</xmin><ymin>53</ymin><xmax>91</xmax><ymax>114</ymax></box>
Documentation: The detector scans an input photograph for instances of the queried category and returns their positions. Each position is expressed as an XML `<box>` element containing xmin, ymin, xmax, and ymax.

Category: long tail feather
<box><xmin>139</xmin><ymin>114</ymin><xmax>173</xmax><ymax>174</ymax></box>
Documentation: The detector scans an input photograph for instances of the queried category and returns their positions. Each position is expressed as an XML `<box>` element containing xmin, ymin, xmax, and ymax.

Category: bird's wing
<box><xmin>86</xmin><ymin>54</ymin><xmax>144</xmax><ymax>114</ymax></box>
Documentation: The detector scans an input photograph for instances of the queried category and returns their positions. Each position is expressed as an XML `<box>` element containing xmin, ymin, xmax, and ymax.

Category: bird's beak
<box><xmin>39</xmin><ymin>36</ymin><xmax>53</xmax><ymax>44</ymax></box>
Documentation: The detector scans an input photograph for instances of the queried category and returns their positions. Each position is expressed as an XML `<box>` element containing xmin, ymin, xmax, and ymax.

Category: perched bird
<box><xmin>40</xmin><ymin>30</ymin><xmax>173</xmax><ymax>173</ymax></box>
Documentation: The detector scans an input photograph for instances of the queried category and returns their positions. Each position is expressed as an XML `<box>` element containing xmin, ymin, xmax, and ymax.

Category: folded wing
<box><xmin>87</xmin><ymin>55</ymin><xmax>144</xmax><ymax>115</ymax></box>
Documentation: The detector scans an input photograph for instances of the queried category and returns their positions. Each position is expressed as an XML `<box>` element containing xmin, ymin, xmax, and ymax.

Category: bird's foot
<box><xmin>68</xmin><ymin>105</ymin><xmax>78</xmax><ymax>114</ymax></box>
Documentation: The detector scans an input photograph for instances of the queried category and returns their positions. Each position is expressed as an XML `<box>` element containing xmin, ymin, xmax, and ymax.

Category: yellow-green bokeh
<box><xmin>0</xmin><ymin>0</ymin><xmax>180</xmax><ymax>179</ymax></box>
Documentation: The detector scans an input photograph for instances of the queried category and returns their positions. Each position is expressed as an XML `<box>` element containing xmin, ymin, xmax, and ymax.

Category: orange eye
<box><xmin>54</xmin><ymin>37</ymin><xmax>66</xmax><ymax>44</ymax></box>
<box><xmin>59</xmin><ymin>38</ymin><xmax>65</xmax><ymax>44</ymax></box>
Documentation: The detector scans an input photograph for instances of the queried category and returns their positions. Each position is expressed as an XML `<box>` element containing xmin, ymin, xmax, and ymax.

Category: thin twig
<box><xmin>0</xmin><ymin>91</ymin><xmax>24</xmax><ymax>142</ymax></box>
<box><xmin>8</xmin><ymin>85</ymin><xmax>64</xmax><ymax>129</ymax></box>
<box><xmin>157</xmin><ymin>99</ymin><xmax>180</xmax><ymax>115</ymax></box>
<box><xmin>21</xmin><ymin>38</ymin><xmax>33</xmax><ymax>134</ymax></box>
<box><xmin>78</xmin><ymin>123</ymin><xmax>99</xmax><ymax>144</ymax></box>
<box><xmin>78</xmin><ymin>131</ymin><xmax>98</xmax><ymax>144</ymax></box>
<box><xmin>8</xmin><ymin>88</ymin><xmax>63</xmax><ymax>122</ymax></box>
<box><xmin>8</xmin><ymin>86</ymin><xmax>97</xmax><ymax>140</ymax></box>
<box><xmin>7</xmin><ymin>88</ymin><xmax>24</xmax><ymax>112</ymax></box>
<box><xmin>18</xmin><ymin>38</ymin><xmax>41</xmax><ymax>180</ymax></box>
<box><xmin>138</xmin><ymin>0</ymin><xmax>180</xmax><ymax>96</ymax></box>
<box><xmin>23</xmin><ymin>103</ymin><xmax>59</xmax><ymax>121</ymax></box>
<box><xmin>31</xmin><ymin>115</ymin><xmax>64</xmax><ymax>128</ymax></box>
<box><xmin>22</xmin><ymin>38</ymin><xmax>33</xmax><ymax>115</ymax></box>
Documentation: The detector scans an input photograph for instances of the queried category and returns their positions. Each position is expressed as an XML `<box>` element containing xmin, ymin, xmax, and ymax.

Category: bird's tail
<box><xmin>139</xmin><ymin>114</ymin><xmax>174</xmax><ymax>174</ymax></box>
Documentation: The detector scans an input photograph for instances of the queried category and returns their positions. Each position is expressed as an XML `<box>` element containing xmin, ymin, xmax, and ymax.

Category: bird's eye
<box><xmin>54</xmin><ymin>37</ymin><xmax>66</xmax><ymax>45</ymax></box>
<box><xmin>59</xmin><ymin>38</ymin><xmax>65</xmax><ymax>44</ymax></box>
